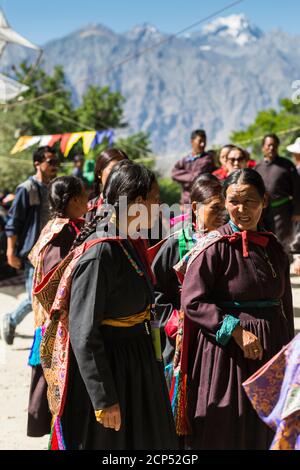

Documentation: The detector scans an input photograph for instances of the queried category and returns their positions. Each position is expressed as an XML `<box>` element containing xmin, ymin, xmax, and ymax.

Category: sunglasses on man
<box><xmin>45</xmin><ymin>158</ymin><xmax>60</xmax><ymax>166</ymax></box>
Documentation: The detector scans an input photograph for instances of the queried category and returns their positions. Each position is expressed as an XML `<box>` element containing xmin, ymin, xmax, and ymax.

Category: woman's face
<box><xmin>68</xmin><ymin>185</ymin><xmax>89</xmax><ymax>219</ymax></box>
<box><xmin>128</xmin><ymin>182</ymin><xmax>160</xmax><ymax>233</ymax></box>
<box><xmin>225</xmin><ymin>149</ymin><xmax>248</xmax><ymax>174</ymax></box>
<box><xmin>225</xmin><ymin>183</ymin><xmax>267</xmax><ymax>232</ymax></box>
<box><xmin>193</xmin><ymin>195</ymin><xmax>225</xmax><ymax>232</ymax></box>
<box><xmin>101</xmin><ymin>160</ymin><xmax>121</xmax><ymax>189</ymax></box>
<box><xmin>219</xmin><ymin>147</ymin><xmax>231</xmax><ymax>167</ymax></box>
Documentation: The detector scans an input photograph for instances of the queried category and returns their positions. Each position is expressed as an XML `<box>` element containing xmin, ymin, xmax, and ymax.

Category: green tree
<box><xmin>0</xmin><ymin>63</ymin><xmax>156</xmax><ymax>190</ymax></box>
<box><xmin>116</xmin><ymin>132</ymin><xmax>154</xmax><ymax>168</ymax></box>
<box><xmin>76</xmin><ymin>85</ymin><xmax>126</xmax><ymax>130</ymax></box>
<box><xmin>231</xmin><ymin>98</ymin><xmax>300</xmax><ymax>160</ymax></box>
<box><xmin>12</xmin><ymin>61</ymin><xmax>76</xmax><ymax>135</ymax></box>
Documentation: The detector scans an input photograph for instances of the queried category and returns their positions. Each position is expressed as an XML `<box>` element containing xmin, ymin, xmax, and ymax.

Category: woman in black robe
<box><xmin>61</xmin><ymin>161</ymin><xmax>177</xmax><ymax>450</ymax></box>
<box><xmin>152</xmin><ymin>174</ymin><xmax>225</xmax><ymax>367</ymax></box>
<box><xmin>181</xmin><ymin>169</ymin><xmax>294</xmax><ymax>450</ymax></box>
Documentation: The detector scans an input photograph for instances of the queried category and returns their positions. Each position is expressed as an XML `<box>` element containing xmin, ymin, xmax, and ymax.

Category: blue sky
<box><xmin>1</xmin><ymin>0</ymin><xmax>300</xmax><ymax>46</ymax></box>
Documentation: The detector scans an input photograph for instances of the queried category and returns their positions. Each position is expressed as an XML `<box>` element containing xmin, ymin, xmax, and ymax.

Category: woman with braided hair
<box><xmin>44</xmin><ymin>160</ymin><xmax>177</xmax><ymax>450</ymax></box>
<box><xmin>27</xmin><ymin>176</ymin><xmax>88</xmax><ymax>438</ymax></box>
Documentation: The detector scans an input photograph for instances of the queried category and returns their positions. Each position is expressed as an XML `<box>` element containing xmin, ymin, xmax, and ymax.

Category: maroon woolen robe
<box><xmin>181</xmin><ymin>223</ymin><xmax>294</xmax><ymax>450</ymax></box>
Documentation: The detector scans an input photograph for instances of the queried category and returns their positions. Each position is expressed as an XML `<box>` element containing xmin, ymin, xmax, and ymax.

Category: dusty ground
<box><xmin>0</xmin><ymin>278</ymin><xmax>299</xmax><ymax>450</ymax></box>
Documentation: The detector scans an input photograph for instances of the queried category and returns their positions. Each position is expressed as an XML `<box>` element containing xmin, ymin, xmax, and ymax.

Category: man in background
<box><xmin>172</xmin><ymin>129</ymin><xmax>216</xmax><ymax>206</ymax></box>
<box><xmin>1</xmin><ymin>147</ymin><xmax>59</xmax><ymax>345</ymax></box>
<box><xmin>256</xmin><ymin>134</ymin><xmax>300</xmax><ymax>252</ymax></box>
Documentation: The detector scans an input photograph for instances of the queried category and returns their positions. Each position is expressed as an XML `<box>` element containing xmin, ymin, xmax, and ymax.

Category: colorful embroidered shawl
<box><xmin>243</xmin><ymin>333</ymin><xmax>300</xmax><ymax>450</ymax></box>
<box><xmin>28</xmin><ymin>218</ymin><xmax>71</xmax><ymax>328</ymax></box>
<box><xmin>36</xmin><ymin>236</ymin><xmax>121</xmax><ymax>449</ymax></box>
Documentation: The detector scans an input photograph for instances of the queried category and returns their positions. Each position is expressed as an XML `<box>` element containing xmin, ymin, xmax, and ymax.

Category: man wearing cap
<box><xmin>256</xmin><ymin>133</ymin><xmax>300</xmax><ymax>253</ymax></box>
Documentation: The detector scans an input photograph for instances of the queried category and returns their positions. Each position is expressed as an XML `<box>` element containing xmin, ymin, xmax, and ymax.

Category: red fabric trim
<box><xmin>130</xmin><ymin>238</ymin><xmax>155</xmax><ymax>284</ymax></box>
<box><xmin>227</xmin><ymin>231</ymin><xmax>270</xmax><ymax>258</ymax></box>
<box><xmin>147</xmin><ymin>238</ymin><xmax>167</xmax><ymax>264</ymax></box>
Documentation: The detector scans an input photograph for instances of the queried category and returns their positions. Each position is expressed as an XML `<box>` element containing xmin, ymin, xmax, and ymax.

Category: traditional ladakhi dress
<box><xmin>151</xmin><ymin>225</ymin><xmax>197</xmax><ymax>367</ymax></box>
<box><xmin>36</xmin><ymin>224</ymin><xmax>177</xmax><ymax>450</ymax></box>
<box><xmin>27</xmin><ymin>217</ymin><xmax>83</xmax><ymax>437</ymax></box>
<box><xmin>179</xmin><ymin>221</ymin><xmax>294</xmax><ymax>450</ymax></box>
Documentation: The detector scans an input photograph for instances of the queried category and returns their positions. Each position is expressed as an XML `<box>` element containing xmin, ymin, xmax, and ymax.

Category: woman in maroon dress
<box><xmin>181</xmin><ymin>168</ymin><xmax>294</xmax><ymax>450</ymax></box>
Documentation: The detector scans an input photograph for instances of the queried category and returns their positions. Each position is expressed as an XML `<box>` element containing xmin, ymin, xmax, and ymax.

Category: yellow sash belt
<box><xmin>102</xmin><ymin>306</ymin><xmax>151</xmax><ymax>328</ymax></box>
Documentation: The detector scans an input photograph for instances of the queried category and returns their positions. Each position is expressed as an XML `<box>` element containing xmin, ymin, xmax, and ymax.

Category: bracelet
<box><xmin>95</xmin><ymin>409</ymin><xmax>106</xmax><ymax>422</ymax></box>
<box><xmin>216</xmin><ymin>315</ymin><xmax>240</xmax><ymax>346</ymax></box>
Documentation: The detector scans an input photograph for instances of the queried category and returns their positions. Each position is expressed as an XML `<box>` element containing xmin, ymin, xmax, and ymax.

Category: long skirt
<box><xmin>185</xmin><ymin>308</ymin><xmax>291</xmax><ymax>450</ymax></box>
<box><xmin>27</xmin><ymin>365</ymin><xmax>51</xmax><ymax>437</ymax></box>
<box><xmin>62</xmin><ymin>323</ymin><xmax>178</xmax><ymax>450</ymax></box>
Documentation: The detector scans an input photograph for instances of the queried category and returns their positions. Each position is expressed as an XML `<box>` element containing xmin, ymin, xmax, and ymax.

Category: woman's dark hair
<box><xmin>223</xmin><ymin>169</ymin><xmax>266</xmax><ymax>199</ymax></box>
<box><xmin>72</xmin><ymin>161</ymin><xmax>157</xmax><ymax>249</ymax></box>
<box><xmin>103</xmin><ymin>160</ymin><xmax>156</xmax><ymax>205</ymax></box>
<box><xmin>190</xmin><ymin>173</ymin><xmax>223</xmax><ymax>204</ymax></box>
<box><xmin>49</xmin><ymin>176</ymin><xmax>84</xmax><ymax>218</ymax></box>
<box><xmin>220</xmin><ymin>144</ymin><xmax>234</xmax><ymax>156</ymax></box>
<box><xmin>92</xmin><ymin>148</ymin><xmax>129</xmax><ymax>197</ymax></box>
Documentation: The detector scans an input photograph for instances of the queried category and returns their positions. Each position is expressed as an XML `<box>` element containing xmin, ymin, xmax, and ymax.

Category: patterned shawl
<box><xmin>243</xmin><ymin>333</ymin><xmax>300</xmax><ymax>450</ymax></box>
<box><xmin>35</xmin><ymin>236</ymin><xmax>121</xmax><ymax>449</ymax></box>
<box><xmin>29</xmin><ymin>218</ymin><xmax>72</xmax><ymax>329</ymax></box>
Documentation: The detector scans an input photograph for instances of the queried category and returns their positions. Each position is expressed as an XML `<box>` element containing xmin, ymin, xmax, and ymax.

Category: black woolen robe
<box><xmin>152</xmin><ymin>235</ymin><xmax>182</xmax><ymax>366</ymax></box>
<box><xmin>61</xmin><ymin>232</ymin><xmax>177</xmax><ymax>450</ymax></box>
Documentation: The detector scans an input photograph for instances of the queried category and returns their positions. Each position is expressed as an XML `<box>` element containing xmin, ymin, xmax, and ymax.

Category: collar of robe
<box><xmin>69</xmin><ymin>218</ymin><xmax>85</xmax><ymax>235</ymax></box>
<box><xmin>228</xmin><ymin>220</ymin><xmax>270</xmax><ymax>258</ymax></box>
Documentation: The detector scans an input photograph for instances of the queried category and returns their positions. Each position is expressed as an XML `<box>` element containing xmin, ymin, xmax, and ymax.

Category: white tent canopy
<box><xmin>0</xmin><ymin>9</ymin><xmax>41</xmax><ymax>102</ymax></box>
<box><xmin>0</xmin><ymin>72</ymin><xmax>29</xmax><ymax>102</ymax></box>
<box><xmin>0</xmin><ymin>9</ymin><xmax>40</xmax><ymax>58</ymax></box>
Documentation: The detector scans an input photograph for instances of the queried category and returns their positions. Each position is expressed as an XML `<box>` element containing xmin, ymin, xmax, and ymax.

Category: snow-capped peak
<box><xmin>125</xmin><ymin>23</ymin><xmax>164</xmax><ymax>41</ymax></box>
<box><xmin>202</xmin><ymin>13</ymin><xmax>263</xmax><ymax>46</ymax></box>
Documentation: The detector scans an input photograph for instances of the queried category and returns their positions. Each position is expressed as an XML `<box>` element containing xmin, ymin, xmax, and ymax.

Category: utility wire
<box><xmin>1</xmin><ymin>0</ymin><xmax>244</xmax><ymax>111</ymax></box>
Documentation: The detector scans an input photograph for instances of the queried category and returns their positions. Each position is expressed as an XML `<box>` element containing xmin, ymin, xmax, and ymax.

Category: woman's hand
<box><xmin>96</xmin><ymin>403</ymin><xmax>121</xmax><ymax>431</ymax></box>
<box><xmin>232</xmin><ymin>325</ymin><xmax>263</xmax><ymax>361</ymax></box>
<box><xmin>7</xmin><ymin>253</ymin><xmax>22</xmax><ymax>270</ymax></box>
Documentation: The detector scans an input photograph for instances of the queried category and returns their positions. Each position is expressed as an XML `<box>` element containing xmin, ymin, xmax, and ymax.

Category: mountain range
<box><xmin>2</xmin><ymin>13</ymin><xmax>300</xmax><ymax>173</ymax></box>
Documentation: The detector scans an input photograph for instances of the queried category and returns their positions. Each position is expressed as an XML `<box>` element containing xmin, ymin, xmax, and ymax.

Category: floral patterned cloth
<box><xmin>243</xmin><ymin>333</ymin><xmax>300</xmax><ymax>450</ymax></box>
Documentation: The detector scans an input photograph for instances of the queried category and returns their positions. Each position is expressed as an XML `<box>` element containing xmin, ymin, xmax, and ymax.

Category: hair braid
<box><xmin>71</xmin><ymin>215</ymin><xmax>102</xmax><ymax>251</ymax></box>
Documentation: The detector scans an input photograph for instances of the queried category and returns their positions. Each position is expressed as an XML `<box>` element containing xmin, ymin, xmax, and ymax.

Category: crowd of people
<box><xmin>0</xmin><ymin>130</ymin><xmax>299</xmax><ymax>450</ymax></box>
